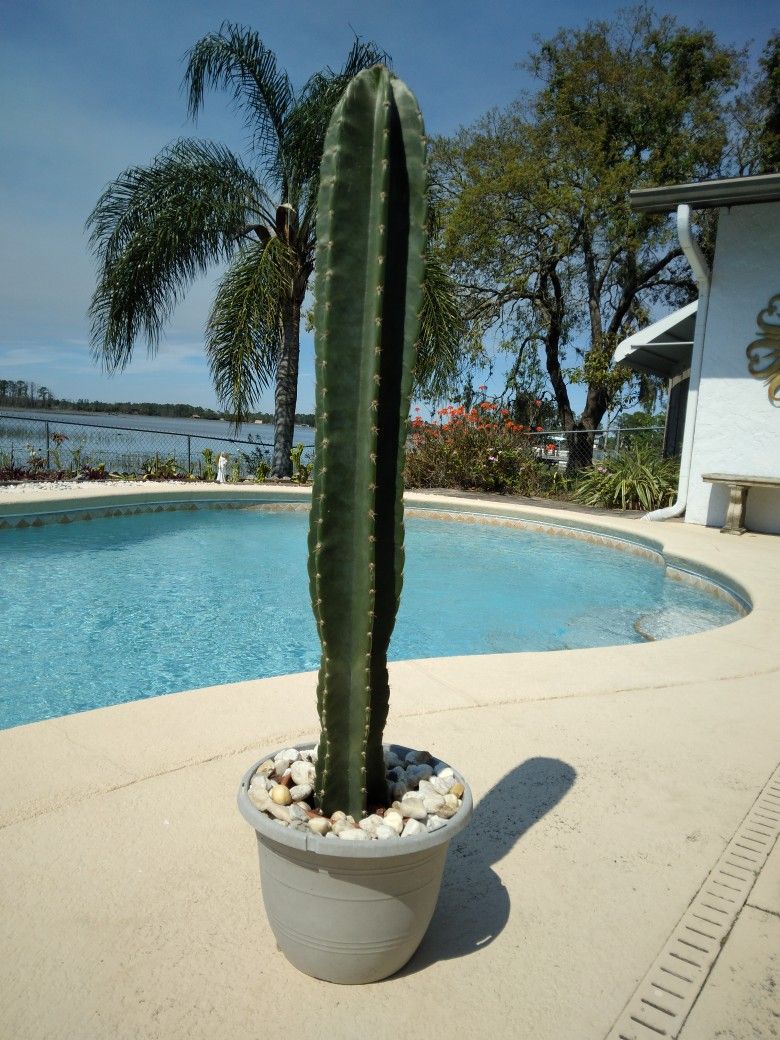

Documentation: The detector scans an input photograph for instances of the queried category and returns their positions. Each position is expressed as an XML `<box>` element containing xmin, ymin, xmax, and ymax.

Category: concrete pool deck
<box><xmin>0</xmin><ymin>484</ymin><xmax>778</xmax><ymax>1039</ymax></box>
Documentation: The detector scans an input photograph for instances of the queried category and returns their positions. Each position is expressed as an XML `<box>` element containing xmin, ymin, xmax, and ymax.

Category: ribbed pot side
<box><xmin>238</xmin><ymin>743</ymin><xmax>473</xmax><ymax>984</ymax></box>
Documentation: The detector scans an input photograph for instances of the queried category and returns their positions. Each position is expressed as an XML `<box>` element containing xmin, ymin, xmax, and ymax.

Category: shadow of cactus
<box><xmin>399</xmin><ymin>756</ymin><xmax>577</xmax><ymax>973</ymax></box>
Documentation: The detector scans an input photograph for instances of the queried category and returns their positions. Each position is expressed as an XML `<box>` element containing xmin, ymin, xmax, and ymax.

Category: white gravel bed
<box><xmin>248</xmin><ymin>746</ymin><xmax>466</xmax><ymax>839</ymax></box>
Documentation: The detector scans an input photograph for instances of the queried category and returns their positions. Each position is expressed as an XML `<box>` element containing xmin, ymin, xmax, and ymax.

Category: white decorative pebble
<box><xmin>422</xmin><ymin>794</ymin><xmax>445</xmax><ymax>814</ymax></box>
<box><xmin>256</xmin><ymin>759</ymin><xmax>275</xmax><ymax>776</ymax></box>
<box><xmin>401</xmin><ymin>818</ymin><xmax>425</xmax><ymax>837</ymax></box>
<box><xmin>428</xmin><ymin>775</ymin><xmax>453</xmax><ymax>796</ymax></box>
<box><xmin>426</xmin><ymin>815</ymin><xmax>448</xmax><ymax>832</ymax></box>
<box><xmin>434</xmin><ymin>765</ymin><xmax>455</xmax><ymax>779</ymax></box>
<box><xmin>437</xmin><ymin>794</ymin><xmax>460</xmax><ymax>819</ymax></box>
<box><xmin>282</xmin><ymin>748</ymin><xmax>300</xmax><ymax>762</ymax></box>
<box><xmin>266</xmin><ymin>801</ymin><xmax>292</xmax><ymax>823</ymax></box>
<box><xmin>375</xmin><ymin>825</ymin><xmax>398</xmax><ymax>840</ymax></box>
<box><xmin>339</xmin><ymin>827</ymin><xmax>370</xmax><ymax>841</ymax></box>
<box><xmin>248</xmin><ymin>787</ymin><xmax>270</xmax><ymax>810</ymax></box>
<box><xmin>331</xmin><ymin>811</ymin><xmax>347</xmax><ymax>822</ymax></box>
<box><xmin>308</xmin><ymin>817</ymin><xmax>332</xmax><ymax>836</ymax></box>
<box><xmin>399</xmin><ymin>795</ymin><xmax>427</xmax><ymax>821</ymax></box>
<box><xmin>290</xmin><ymin>783</ymin><xmax>313</xmax><ymax>802</ymax></box>
<box><xmin>288</xmin><ymin>803</ymin><xmax>309</xmax><ymax>822</ymax></box>
<box><xmin>290</xmin><ymin>760</ymin><xmax>316</xmax><ymax>786</ymax></box>
<box><xmin>358</xmin><ymin>814</ymin><xmax>384</xmax><ymax>836</ymax></box>
<box><xmin>383</xmin><ymin>809</ymin><xmax>404</xmax><ymax>835</ymax></box>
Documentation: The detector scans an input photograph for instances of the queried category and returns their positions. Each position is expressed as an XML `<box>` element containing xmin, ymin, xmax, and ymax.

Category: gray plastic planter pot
<box><xmin>237</xmin><ymin>741</ymin><xmax>473</xmax><ymax>984</ymax></box>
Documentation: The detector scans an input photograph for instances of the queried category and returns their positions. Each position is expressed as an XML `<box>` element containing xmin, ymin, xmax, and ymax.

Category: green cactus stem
<box><xmin>308</xmin><ymin>66</ymin><xmax>426</xmax><ymax>819</ymax></box>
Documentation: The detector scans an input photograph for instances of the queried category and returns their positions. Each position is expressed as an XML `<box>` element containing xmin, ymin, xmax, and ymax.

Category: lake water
<box><xmin>0</xmin><ymin>408</ymin><xmax>315</xmax><ymax>475</ymax></box>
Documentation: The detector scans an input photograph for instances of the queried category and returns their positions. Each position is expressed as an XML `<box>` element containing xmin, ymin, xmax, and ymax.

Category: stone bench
<box><xmin>702</xmin><ymin>473</ymin><xmax>780</xmax><ymax>534</ymax></box>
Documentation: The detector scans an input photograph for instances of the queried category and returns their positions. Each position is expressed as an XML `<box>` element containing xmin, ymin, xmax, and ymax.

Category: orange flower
<box><xmin>535</xmin><ymin>426</ymin><xmax>543</xmax><ymax>432</ymax></box>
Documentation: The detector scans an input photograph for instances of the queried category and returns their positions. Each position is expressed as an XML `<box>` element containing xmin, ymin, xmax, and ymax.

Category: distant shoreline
<box><xmin>0</xmin><ymin>404</ymin><xmax>316</xmax><ymax>426</ymax></box>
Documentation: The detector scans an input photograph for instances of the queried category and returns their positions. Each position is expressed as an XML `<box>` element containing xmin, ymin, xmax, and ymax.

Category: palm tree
<box><xmin>87</xmin><ymin>25</ymin><xmax>461</xmax><ymax>476</ymax></box>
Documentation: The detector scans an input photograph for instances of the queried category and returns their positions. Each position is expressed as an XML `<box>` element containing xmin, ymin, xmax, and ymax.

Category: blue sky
<box><xmin>1</xmin><ymin>0</ymin><xmax>778</xmax><ymax>412</ymax></box>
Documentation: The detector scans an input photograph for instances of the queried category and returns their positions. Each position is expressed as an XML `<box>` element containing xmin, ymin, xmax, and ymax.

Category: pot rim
<box><xmin>237</xmin><ymin>740</ymin><xmax>473</xmax><ymax>859</ymax></box>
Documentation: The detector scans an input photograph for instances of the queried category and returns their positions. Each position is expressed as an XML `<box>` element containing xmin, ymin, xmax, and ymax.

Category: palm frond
<box><xmin>285</xmin><ymin>38</ymin><xmax>387</xmax><ymax>224</ymax></box>
<box><xmin>87</xmin><ymin>139</ymin><xmax>269</xmax><ymax>371</ymax></box>
<box><xmin>207</xmin><ymin>238</ymin><xmax>293</xmax><ymax>426</ymax></box>
<box><xmin>414</xmin><ymin>248</ymin><xmax>466</xmax><ymax>398</ymax></box>
<box><xmin>184</xmin><ymin>22</ymin><xmax>294</xmax><ymax>169</ymax></box>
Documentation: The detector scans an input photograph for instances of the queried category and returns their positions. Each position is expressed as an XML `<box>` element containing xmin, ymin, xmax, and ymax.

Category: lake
<box><xmin>0</xmin><ymin>408</ymin><xmax>315</xmax><ymax>476</ymax></box>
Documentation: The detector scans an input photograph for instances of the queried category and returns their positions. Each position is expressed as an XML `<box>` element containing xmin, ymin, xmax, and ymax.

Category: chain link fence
<box><xmin>1</xmin><ymin>413</ymin><xmax>663</xmax><ymax>481</ymax></box>
<box><xmin>0</xmin><ymin>414</ymin><xmax>314</xmax><ymax>480</ymax></box>
<box><xmin>523</xmin><ymin>424</ymin><xmax>665</xmax><ymax>471</ymax></box>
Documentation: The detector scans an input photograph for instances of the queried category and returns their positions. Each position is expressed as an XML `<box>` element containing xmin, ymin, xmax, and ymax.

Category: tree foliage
<box><xmin>730</xmin><ymin>32</ymin><xmax>780</xmax><ymax>174</ymax></box>
<box><xmin>431</xmin><ymin>7</ymin><xmax>744</xmax><ymax>464</ymax></box>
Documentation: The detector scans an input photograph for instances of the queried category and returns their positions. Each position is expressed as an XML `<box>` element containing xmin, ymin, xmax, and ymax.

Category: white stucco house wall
<box><xmin>616</xmin><ymin>174</ymin><xmax>780</xmax><ymax>535</ymax></box>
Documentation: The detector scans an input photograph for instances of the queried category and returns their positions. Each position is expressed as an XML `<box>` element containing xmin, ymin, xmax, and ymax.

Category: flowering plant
<box><xmin>405</xmin><ymin>404</ymin><xmax>557</xmax><ymax>495</ymax></box>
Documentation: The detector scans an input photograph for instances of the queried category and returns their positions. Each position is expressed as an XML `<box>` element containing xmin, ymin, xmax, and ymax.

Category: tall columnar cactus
<box><xmin>308</xmin><ymin>66</ymin><xmax>426</xmax><ymax>819</ymax></box>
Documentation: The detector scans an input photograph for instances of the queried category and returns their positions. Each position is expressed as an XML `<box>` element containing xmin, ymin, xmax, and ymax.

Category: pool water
<box><xmin>0</xmin><ymin>507</ymin><xmax>740</xmax><ymax>728</ymax></box>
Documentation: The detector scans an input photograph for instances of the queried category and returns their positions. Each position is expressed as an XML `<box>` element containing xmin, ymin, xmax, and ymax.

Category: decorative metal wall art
<box><xmin>746</xmin><ymin>294</ymin><xmax>780</xmax><ymax>404</ymax></box>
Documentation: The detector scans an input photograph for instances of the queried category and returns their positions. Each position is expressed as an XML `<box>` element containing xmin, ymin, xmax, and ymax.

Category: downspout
<box><xmin>643</xmin><ymin>203</ymin><xmax>711</xmax><ymax>521</ymax></box>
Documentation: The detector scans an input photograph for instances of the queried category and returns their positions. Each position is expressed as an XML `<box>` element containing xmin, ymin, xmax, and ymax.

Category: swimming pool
<box><xmin>0</xmin><ymin>502</ymin><xmax>742</xmax><ymax>728</ymax></box>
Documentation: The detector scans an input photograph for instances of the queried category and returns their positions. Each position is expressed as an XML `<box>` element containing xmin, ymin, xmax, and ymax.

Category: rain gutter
<box><xmin>630</xmin><ymin>172</ymin><xmax>780</xmax><ymax>213</ymax></box>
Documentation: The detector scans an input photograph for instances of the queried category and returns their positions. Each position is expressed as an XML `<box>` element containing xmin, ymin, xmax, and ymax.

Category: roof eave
<box><xmin>630</xmin><ymin>173</ymin><xmax>780</xmax><ymax>214</ymax></box>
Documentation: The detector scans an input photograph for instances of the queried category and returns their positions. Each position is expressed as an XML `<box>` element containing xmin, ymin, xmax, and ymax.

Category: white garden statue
<box><xmin>216</xmin><ymin>454</ymin><xmax>227</xmax><ymax>483</ymax></box>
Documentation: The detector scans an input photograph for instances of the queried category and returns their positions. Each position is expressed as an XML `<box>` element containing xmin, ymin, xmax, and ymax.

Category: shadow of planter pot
<box><xmin>238</xmin><ymin>742</ymin><xmax>473</xmax><ymax>984</ymax></box>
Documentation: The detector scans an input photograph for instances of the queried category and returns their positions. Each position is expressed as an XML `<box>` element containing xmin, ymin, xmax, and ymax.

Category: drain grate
<box><xmin>607</xmin><ymin>765</ymin><xmax>780</xmax><ymax>1040</ymax></box>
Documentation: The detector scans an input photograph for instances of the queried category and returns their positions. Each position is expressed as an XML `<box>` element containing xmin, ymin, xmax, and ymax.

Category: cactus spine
<box><xmin>308</xmin><ymin>66</ymin><xmax>426</xmax><ymax>819</ymax></box>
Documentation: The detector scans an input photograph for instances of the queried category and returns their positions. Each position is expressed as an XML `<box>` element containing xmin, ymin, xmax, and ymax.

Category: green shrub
<box><xmin>574</xmin><ymin>446</ymin><xmax>679</xmax><ymax>511</ymax></box>
<box><xmin>142</xmin><ymin>455</ymin><xmax>180</xmax><ymax>480</ymax></box>
<box><xmin>201</xmin><ymin>448</ymin><xmax>217</xmax><ymax>481</ymax></box>
<box><xmin>290</xmin><ymin>443</ymin><xmax>311</xmax><ymax>483</ymax></box>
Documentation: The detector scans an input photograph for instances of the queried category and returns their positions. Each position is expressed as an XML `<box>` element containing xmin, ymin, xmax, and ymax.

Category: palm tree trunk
<box><xmin>272</xmin><ymin>295</ymin><xmax>301</xmax><ymax>477</ymax></box>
